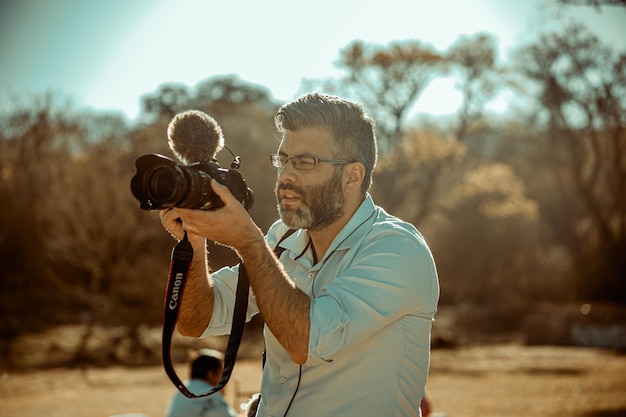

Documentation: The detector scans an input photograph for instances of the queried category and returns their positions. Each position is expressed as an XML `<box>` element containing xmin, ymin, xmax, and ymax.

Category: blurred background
<box><xmin>0</xmin><ymin>0</ymin><xmax>625</xmax><ymax>371</ymax></box>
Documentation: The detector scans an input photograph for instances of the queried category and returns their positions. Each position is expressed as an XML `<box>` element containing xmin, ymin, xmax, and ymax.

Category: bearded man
<box><xmin>160</xmin><ymin>92</ymin><xmax>439</xmax><ymax>417</ymax></box>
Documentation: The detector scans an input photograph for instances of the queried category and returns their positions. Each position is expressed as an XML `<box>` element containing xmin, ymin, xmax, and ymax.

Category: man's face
<box><xmin>274</xmin><ymin>127</ymin><xmax>345</xmax><ymax>231</ymax></box>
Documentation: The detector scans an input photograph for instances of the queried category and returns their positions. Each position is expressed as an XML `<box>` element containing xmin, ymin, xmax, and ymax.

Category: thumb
<box><xmin>210</xmin><ymin>178</ymin><xmax>237</xmax><ymax>205</ymax></box>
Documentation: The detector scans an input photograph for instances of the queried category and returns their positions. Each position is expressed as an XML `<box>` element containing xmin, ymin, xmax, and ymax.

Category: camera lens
<box><xmin>147</xmin><ymin>165</ymin><xmax>186</xmax><ymax>206</ymax></box>
<box><xmin>130</xmin><ymin>153</ymin><xmax>253</xmax><ymax>211</ymax></box>
<box><xmin>179</xmin><ymin>169</ymin><xmax>214</xmax><ymax>209</ymax></box>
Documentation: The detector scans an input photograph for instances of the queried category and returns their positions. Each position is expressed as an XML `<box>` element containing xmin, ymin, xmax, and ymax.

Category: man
<box><xmin>160</xmin><ymin>92</ymin><xmax>440</xmax><ymax>416</ymax></box>
<box><xmin>165</xmin><ymin>349</ymin><xmax>237</xmax><ymax>417</ymax></box>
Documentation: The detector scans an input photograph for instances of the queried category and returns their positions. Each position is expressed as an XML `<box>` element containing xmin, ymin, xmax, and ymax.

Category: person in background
<box><xmin>160</xmin><ymin>92</ymin><xmax>440</xmax><ymax>416</ymax></box>
<box><xmin>165</xmin><ymin>349</ymin><xmax>236</xmax><ymax>417</ymax></box>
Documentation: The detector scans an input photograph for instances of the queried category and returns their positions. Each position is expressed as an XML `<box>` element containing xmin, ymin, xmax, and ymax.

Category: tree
<box><xmin>436</xmin><ymin>163</ymin><xmax>541</xmax><ymax>305</ymax></box>
<box><xmin>42</xmin><ymin>130</ymin><xmax>169</xmax><ymax>364</ymax></box>
<box><xmin>372</xmin><ymin>128</ymin><xmax>465</xmax><ymax>227</ymax></box>
<box><xmin>331</xmin><ymin>36</ymin><xmax>506</xmax><ymax>230</ymax></box>
<box><xmin>140</xmin><ymin>83</ymin><xmax>191</xmax><ymax>122</ymax></box>
<box><xmin>0</xmin><ymin>95</ymin><xmax>179</xmax><ymax>366</ymax></box>
<box><xmin>335</xmin><ymin>40</ymin><xmax>448</xmax><ymax>152</ymax></box>
<box><xmin>0</xmin><ymin>95</ymin><xmax>84</xmax><ymax>340</ymax></box>
<box><xmin>513</xmin><ymin>23</ymin><xmax>626</xmax><ymax>302</ymax></box>
<box><xmin>447</xmin><ymin>33</ymin><xmax>501</xmax><ymax>142</ymax></box>
<box><xmin>193</xmin><ymin>75</ymin><xmax>275</xmax><ymax>107</ymax></box>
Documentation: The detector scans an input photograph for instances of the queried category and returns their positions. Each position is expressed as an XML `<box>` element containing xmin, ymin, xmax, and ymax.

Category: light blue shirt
<box><xmin>205</xmin><ymin>195</ymin><xmax>439</xmax><ymax>417</ymax></box>
<box><xmin>165</xmin><ymin>379</ymin><xmax>236</xmax><ymax>417</ymax></box>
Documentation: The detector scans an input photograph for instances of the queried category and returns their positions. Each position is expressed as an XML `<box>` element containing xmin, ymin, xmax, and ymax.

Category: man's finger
<box><xmin>210</xmin><ymin>179</ymin><xmax>237</xmax><ymax>204</ymax></box>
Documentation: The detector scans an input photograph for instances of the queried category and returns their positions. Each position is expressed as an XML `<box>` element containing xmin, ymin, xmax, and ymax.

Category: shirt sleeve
<box><xmin>307</xmin><ymin>222</ymin><xmax>438</xmax><ymax>365</ymax></box>
<box><xmin>200</xmin><ymin>264</ymin><xmax>240</xmax><ymax>336</ymax></box>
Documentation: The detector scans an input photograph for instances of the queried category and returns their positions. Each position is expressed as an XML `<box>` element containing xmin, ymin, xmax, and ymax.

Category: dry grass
<box><xmin>0</xmin><ymin>343</ymin><xmax>625</xmax><ymax>417</ymax></box>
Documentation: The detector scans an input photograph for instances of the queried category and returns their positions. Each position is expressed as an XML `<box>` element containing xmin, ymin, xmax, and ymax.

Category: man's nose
<box><xmin>277</xmin><ymin>160</ymin><xmax>298</xmax><ymax>181</ymax></box>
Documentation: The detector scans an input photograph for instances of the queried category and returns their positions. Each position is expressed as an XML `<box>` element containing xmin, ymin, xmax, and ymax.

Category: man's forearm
<box><xmin>177</xmin><ymin>241</ymin><xmax>215</xmax><ymax>337</ymax></box>
<box><xmin>238</xmin><ymin>238</ymin><xmax>311</xmax><ymax>364</ymax></box>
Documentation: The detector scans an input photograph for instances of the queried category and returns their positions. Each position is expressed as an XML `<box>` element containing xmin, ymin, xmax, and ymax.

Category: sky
<box><xmin>1</xmin><ymin>0</ymin><xmax>625</xmax><ymax>122</ymax></box>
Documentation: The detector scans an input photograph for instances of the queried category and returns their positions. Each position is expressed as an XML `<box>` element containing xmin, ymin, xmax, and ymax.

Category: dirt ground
<box><xmin>0</xmin><ymin>343</ymin><xmax>625</xmax><ymax>417</ymax></box>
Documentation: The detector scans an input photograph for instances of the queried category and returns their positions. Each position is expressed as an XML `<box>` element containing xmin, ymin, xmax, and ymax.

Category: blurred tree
<box><xmin>335</xmin><ymin>40</ymin><xmax>448</xmax><ymax>152</ymax></box>
<box><xmin>558</xmin><ymin>0</ymin><xmax>626</xmax><ymax>7</ymax></box>
<box><xmin>513</xmin><ymin>23</ymin><xmax>626</xmax><ymax>302</ymax></box>
<box><xmin>193</xmin><ymin>75</ymin><xmax>275</xmax><ymax>107</ymax></box>
<box><xmin>330</xmin><ymin>35</ymin><xmax>505</xmax><ymax>230</ymax></box>
<box><xmin>372</xmin><ymin>129</ymin><xmax>465</xmax><ymax>227</ymax></box>
<box><xmin>447</xmin><ymin>33</ymin><xmax>501</xmax><ymax>142</ymax></box>
<box><xmin>379</xmin><ymin>33</ymin><xmax>503</xmax><ymax>228</ymax></box>
<box><xmin>42</xmin><ymin>128</ymin><xmax>170</xmax><ymax>363</ymax></box>
<box><xmin>478</xmin><ymin>119</ymin><xmax>580</xmax><ymax>303</ymax></box>
<box><xmin>0</xmin><ymin>95</ymin><xmax>82</xmax><ymax>341</ymax></box>
<box><xmin>0</xmin><ymin>96</ymin><xmax>176</xmax><ymax>365</ymax></box>
<box><xmin>436</xmin><ymin>163</ymin><xmax>540</xmax><ymax>305</ymax></box>
<box><xmin>140</xmin><ymin>83</ymin><xmax>191</xmax><ymax>122</ymax></box>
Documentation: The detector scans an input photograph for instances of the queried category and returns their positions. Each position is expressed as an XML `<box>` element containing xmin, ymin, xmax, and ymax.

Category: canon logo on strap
<box><xmin>169</xmin><ymin>273</ymin><xmax>184</xmax><ymax>310</ymax></box>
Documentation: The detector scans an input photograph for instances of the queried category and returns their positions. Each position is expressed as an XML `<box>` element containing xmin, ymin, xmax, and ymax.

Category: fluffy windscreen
<box><xmin>167</xmin><ymin>110</ymin><xmax>225</xmax><ymax>164</ymax></box>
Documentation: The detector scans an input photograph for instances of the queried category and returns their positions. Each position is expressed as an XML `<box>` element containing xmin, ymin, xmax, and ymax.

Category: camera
<box><xmin>130</xmin><ymin>153</ymin><xmax>254</xmax><ymax>211</ymax></box>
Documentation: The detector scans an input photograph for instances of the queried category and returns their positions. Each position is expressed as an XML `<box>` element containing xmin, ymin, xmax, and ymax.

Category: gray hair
<box><xmin>274</xmin><ymin>92</ymin><xmax>378</xmax><ymax>194</ymax></box>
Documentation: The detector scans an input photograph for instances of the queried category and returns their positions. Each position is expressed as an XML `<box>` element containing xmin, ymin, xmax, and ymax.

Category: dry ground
<box><xmin>1</xmin><ymin>343</ymin><xmax>625</xmax><ymax>417</ymax></box>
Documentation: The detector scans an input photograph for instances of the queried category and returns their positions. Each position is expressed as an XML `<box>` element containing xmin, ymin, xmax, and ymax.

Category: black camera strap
<box><xmin>162</xmin><ymin>232</ymin><xmax>250</xmax><ymax>398</ymax></box>
<box><xmin>162</xmin><ymin>228</ymin><xmax>297</xmax><ymax>399</ymax></box>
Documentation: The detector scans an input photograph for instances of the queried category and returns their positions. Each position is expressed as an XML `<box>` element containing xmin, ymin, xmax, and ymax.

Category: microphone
<box><xmin>167</xmin><ymin>110</ymin><xmax>225</xmax><ymax>165</ymax></box>
<box><xmin>131</xmin><ymin>109</ymin><xmax>253</xmax><ymax>211</ymax></box>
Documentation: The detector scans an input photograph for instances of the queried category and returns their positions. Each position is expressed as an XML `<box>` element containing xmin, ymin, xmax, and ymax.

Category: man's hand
<box><xmin>166</xmin><ymin>179</ymin><xmax>264</xmax><ymax>251</ymax></box>
<box><xmin>159</xmin><ymin>208</ymin><xmax>185</xmax><ymax>240</ymax></box>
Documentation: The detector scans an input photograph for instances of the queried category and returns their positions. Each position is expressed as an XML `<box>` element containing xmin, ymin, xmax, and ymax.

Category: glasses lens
<box><xmin>293</xmin><ymin>157</ymin><xmax>315</xmax><ymax>170</ymax></box>
<box><xmin>270</xmin><ymin>155</ymin><xmax>282</xmax><ymax>168</ymax></box>
<box><xmin>270</xmin><ymin>155</ymin><xmax>318</xmax><ymax>170</ymax></box>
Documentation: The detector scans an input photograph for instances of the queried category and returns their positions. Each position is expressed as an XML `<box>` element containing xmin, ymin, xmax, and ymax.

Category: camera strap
<box><xmin>162</xmin><ymin>231</ymin><xmax>250</xmax><ymax>398</ymax></box>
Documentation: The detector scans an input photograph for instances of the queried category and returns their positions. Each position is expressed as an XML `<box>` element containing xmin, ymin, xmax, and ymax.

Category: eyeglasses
<box><xmin>270</xmin><ymin>154</ymin><xmax>347</xmax><ymax>170</ymax></box>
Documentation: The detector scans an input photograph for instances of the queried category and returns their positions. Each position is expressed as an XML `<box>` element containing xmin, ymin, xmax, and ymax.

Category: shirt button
<box><xmin>307</xmin><ymin>272</ymin><xmax>314</xmax><ymax>279</ymax></box>
<box><xmin>279</xmin><ymin>376</ymin><xmax>286</xmax><ymax>384</ymax></box>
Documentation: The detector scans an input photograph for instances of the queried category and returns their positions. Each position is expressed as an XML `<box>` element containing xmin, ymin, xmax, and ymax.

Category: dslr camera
<box><xmin>130</xmin><ymin>153</ymin><xmax>254</xmax><ymax>211</ymax></box>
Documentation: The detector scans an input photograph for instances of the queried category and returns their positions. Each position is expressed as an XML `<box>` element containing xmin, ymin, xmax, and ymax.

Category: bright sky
<box><xmin>1</xmin><ymin>0</ymin><xmax>624</xmax><ymax>121</ymax></box>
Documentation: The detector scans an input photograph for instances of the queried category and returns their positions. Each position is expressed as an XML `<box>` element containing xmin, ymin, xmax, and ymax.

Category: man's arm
<box><xmin>166</xmin><ymin>181</ymin><xmax>311</xmax><ymax>364</ymax></box>
<box><xmin>237</xmin><ymin>237</ymin><xmax>310</xmax><ymax>364</ymax></box>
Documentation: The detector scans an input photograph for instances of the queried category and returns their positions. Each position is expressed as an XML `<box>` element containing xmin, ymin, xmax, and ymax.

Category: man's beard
<box><xmin>275</xmin><ymin>170</ymin><xmax>345</xmax><ymax>231</ymax></box>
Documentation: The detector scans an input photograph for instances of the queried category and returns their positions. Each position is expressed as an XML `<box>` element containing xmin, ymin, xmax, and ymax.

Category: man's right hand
<box><xmin>159</xmin><ymin>208</ymin><xmax>206</xmax><ymax>246</ymax></box>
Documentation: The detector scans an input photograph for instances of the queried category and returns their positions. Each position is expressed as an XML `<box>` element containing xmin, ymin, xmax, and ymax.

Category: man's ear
<box><xmin>344</xmin><ymin>162</ymin><xmax>365</xmax><ymax>194</ymax></box>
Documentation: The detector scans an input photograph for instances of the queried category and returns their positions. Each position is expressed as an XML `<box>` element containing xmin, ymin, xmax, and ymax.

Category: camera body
<box><xmin>130</xmin><ymin>153</ymin><xmax>254</xmax><ymax>211</ymax></box>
